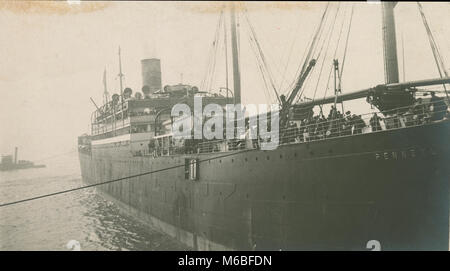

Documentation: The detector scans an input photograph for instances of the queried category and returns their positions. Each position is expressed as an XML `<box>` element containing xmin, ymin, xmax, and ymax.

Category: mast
<box><xmin>118</xmin><ymin>46</ymin><xmax>124</xmax><ymax>100</ymax></box>
<box><xmin>401</xmin><ymin>31</ymin><xmax>406</xmax><ymax>82</ymax></box>
<box><xmin>103</xmin><ymin>68</ymin><xmax>109</xmax><ymax>105</ymax></box>
<box><xmin>224</xmin><ymin>12</ymin><xmax>229</xmax><ymax>100</ymax></box>
<box><xmin>230</xmin><ymin>4</ymin><xmax>241</xmax><ymax>105</ymax></box>
<box><xmin>381</xmin><ymin>2</ymin><xmax>400</xmax><ymax>84</ymax></box>
<box><xmin>118</xmin><ymin>47</ymin><xmax>125</xmax><ymax>127</ymax></box>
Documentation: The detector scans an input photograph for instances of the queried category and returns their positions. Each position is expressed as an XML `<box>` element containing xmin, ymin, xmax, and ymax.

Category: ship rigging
<box><xmin>78</xmin><ymin>2</ymin><xmax>450</xmax><ymax>251</ymax></box>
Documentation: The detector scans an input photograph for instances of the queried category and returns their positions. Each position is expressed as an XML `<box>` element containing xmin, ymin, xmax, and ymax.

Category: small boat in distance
<box><xmin>0</xmin><ymin>147</ymin><xmax>46</xmax><ymax>171</ymax></box>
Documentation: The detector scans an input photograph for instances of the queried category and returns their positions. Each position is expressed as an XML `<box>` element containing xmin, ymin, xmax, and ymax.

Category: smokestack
<box><xmin>141</xmin><ymin>59</ymin><xmax>162</xmax><ymax>93</ymax></box>
<box><xmin>14</xmin><ymin>147</ymin><xmax>18</xmax><ymax>164</ymax></box>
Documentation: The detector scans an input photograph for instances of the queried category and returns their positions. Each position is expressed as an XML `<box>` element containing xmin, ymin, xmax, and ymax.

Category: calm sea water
<box><xmin>0</xmin><ymin>152</ymin><xmax>188</xmax><ymax>251</ymax></box>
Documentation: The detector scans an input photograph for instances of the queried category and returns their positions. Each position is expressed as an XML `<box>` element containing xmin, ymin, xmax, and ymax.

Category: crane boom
<box><xmin>286</xmin><ymin>59</ymin><xmax>317</xmax><ymax>105</ymax></box>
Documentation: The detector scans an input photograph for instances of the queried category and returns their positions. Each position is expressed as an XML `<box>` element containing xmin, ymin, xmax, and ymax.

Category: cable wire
<box><xmin>0</xmin><ymin>149</ymin><xmax>256</xmax><ymax>208</ymax></box>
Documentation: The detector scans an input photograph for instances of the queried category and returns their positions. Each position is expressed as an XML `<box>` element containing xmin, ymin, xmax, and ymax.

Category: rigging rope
<box><xmin>310</xmin><ymin>3</ymin><xmax>342</xmax><ymax>101</ymax></box>
<box><xmin>243</xmin><ymin>9</ymin><xmax>281</xmax><ymax>104</ymax></box>
<box><xmin>283</xmin><ymin>16</ymin><xmax>320</xmax><ymax>98</ymax></box>
<box><xmin>302</xmin><ymin>3</ymin><xmax>330</xmax><ymax>68</ymax></box>
<box><xmin>277</xmin><ymin>13</ymin><xmax>307</xmax><ymax>94</ymax></box>
<box><xmin>224</xmin><ymin>13</ymin><xmax>229</xmax><ymax>95</ymax></box>
<box><xmin>286</xmin><ymin>2</ymin><xmax>331</xmax><ymax>103</ymax></box>
<box><xmin>416</xmin><ymin>2</ymin><xmax>449</xmax><ymax>101</ymax></box>
<box><xmin>339</xmin><ymin>3</ymin><xmax>355</xmax><ymax>80</ymax></box>
<box><xmin>207</xmin><ymin>13</ymin><xmax>224</xmax><ymax>92</ymax></box>
<box><xmin>280</xmin><ymin>30</ymin><xmax>313</xmax><ymax>95</ymax></box>
<box><xmin>245</xmin><ymin>24</ymin><xmax>274</xmax><ymax>104</ymax></box>
<box><xmin>320</xmin><ymin>3</ymin><xmax>354</xmax><ymax>101</ymax></box>
<box><xmin>200</xmin><ymin>11</ymin><xmax>224</xmax><ymax>92</ymax></box>
<box><xmin>295</xmin><ymin>3</ymin><xmax>339</xmax><ymax>103</ymax></box>
<box><xmin>200</xmin><ymin>29</ymin><xmax>216</xmax><ymax>91</ymax></box>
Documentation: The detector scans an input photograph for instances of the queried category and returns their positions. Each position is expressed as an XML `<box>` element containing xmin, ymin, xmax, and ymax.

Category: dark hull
<box><xmin>79</xmin><ymin>120</ymin><xmax>450</xmax><ymax>250</ymax></box>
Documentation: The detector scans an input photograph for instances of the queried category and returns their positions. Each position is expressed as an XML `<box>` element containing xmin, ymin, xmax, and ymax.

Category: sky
<box><xmin>0</xmin><ymin>1</ymin><xmax>449</xmax><ymax>160</ymax></box>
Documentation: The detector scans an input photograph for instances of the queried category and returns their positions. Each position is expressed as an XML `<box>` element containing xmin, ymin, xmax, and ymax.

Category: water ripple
<box><xmin>0</xmin><ymin>154</ymin><xmax>188</xmax><ymax>251</ymax></box>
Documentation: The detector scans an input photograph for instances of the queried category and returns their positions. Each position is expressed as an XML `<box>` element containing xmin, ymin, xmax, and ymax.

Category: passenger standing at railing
<box><xmin>342</xmin><ymin>111</ymin><xmax>353</xmax><ymax>136</ymax></box>
<box><xmin>307</xmin><ymin>118</ymin><xmax>316</xmax><ymax>141</ymax></box>
<box><xmin>303</xmin><ymin>119</ymin><xmax>310</xmax><ymax>141</ymax></box>
<box><xmin>430</xmin><ymin>91</ymin><xmax>448</xmax><ymax>121</ymax></box>
<box><xmin>352</xmin><ymin>114</ymin><xmax>366</xmax><ymax>134</ymax></box>
<box><xmin>284</xmin><ymin>122</ymin><xmax>298</xmax><ymax>143</ymax></box>
<box><xmin>298</xmin><ymin>120</ymin><xmax>306</xmax><ymax>142</ymax></box>
<box><xmin>328</xmin><ymin>106</ymin><xmax>337</xmax><ymax>120</ymax></box>
<box><xmin>370</xmin><ymin>113</ymin><xmax>382</xmax><ymax>131</ymax></box>
<box><xmin>404</xmin><ymin>107</ymin><xmax>415</xmax><ymax>127</ymax></box>
<box><xmin>412</xmin><ymin>98</ymin><xmax>426</xmax><ymax>125</ymax></box>
<box><xmin>317</xmin><ymin>115</ymin><xmax>327</xmax><ymax>139</ymax></box>
<box><xmin>383</xmin><ymin>109</ymin><xmax>401</xmax><ymax>129</ymax></box>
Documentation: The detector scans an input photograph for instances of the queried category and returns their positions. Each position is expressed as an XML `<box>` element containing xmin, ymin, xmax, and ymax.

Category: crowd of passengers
<box><xmin>136</xmin><ymin>92</ymin><xmax>449</xmax><ymax>156</ymax></box>
<box><xmin>283</xmin><ymin>91</ymin><xmax>448</xmax><ymax>143</ymax></box>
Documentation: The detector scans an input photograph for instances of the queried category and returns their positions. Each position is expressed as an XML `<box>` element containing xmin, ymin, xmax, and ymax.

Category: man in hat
<box><xmin>352</xmin><ymin>114</ymin><xmax>366</xmax><ymax>134</ymax></box>
<box><xmin>342</xmin><ymin>111</ymin><xmax>353</xmax><ymax>136</ymax></box>
<box><xmin>370</xmin><ymin>113</ymin><xmax>382</xmax><ymax>132</ymax></box>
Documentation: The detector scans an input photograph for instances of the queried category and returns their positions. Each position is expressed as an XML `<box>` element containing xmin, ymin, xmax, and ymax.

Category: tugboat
<box><xmin>0</xmin><ymin>147</ymin><xmax>46</xmax><ymax>171</ymax></box>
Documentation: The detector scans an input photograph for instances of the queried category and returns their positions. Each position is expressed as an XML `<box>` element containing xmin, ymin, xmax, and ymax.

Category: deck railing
<box><xmin>194</xmin><ymin>100</ymin><xmax>449</xmax><ymax>154</ymax></box>
<box><xmin>129</xmin><ymin>99</ymin><xmax>449</xmax><ymax>157</ymax></box>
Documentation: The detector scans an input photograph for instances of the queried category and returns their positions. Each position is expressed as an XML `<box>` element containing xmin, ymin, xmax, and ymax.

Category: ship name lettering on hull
<box><xmin>375</xmin><ymin>147</ymin><xmax>435</xmax><ymax>160</ymax></box>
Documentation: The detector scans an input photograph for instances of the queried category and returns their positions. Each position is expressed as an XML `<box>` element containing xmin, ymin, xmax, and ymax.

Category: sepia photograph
<box><xmin>0</xmin><ymin>0</ymin><xmax>449</xmax><ymax>253</ymax></box>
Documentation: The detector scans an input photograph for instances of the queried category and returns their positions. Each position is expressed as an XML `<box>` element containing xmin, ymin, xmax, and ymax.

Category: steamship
<box><xmin>78</xmin><ymin>2</ymin><xmax>450</xmax><ymax>250</ymax></box>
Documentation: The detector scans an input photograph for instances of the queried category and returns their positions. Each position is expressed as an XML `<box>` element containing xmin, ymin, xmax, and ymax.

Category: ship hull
<box><xmin>79</xmin><ymin>120</ymin><xmax>450</xmax><ymax>250</ymax></box>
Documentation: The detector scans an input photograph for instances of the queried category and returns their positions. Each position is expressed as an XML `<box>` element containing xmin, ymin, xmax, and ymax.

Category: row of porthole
<box><xmin>206</xmin><ymin>150</ymin><xmax>325</xmax><ymax>164</ymax></box>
